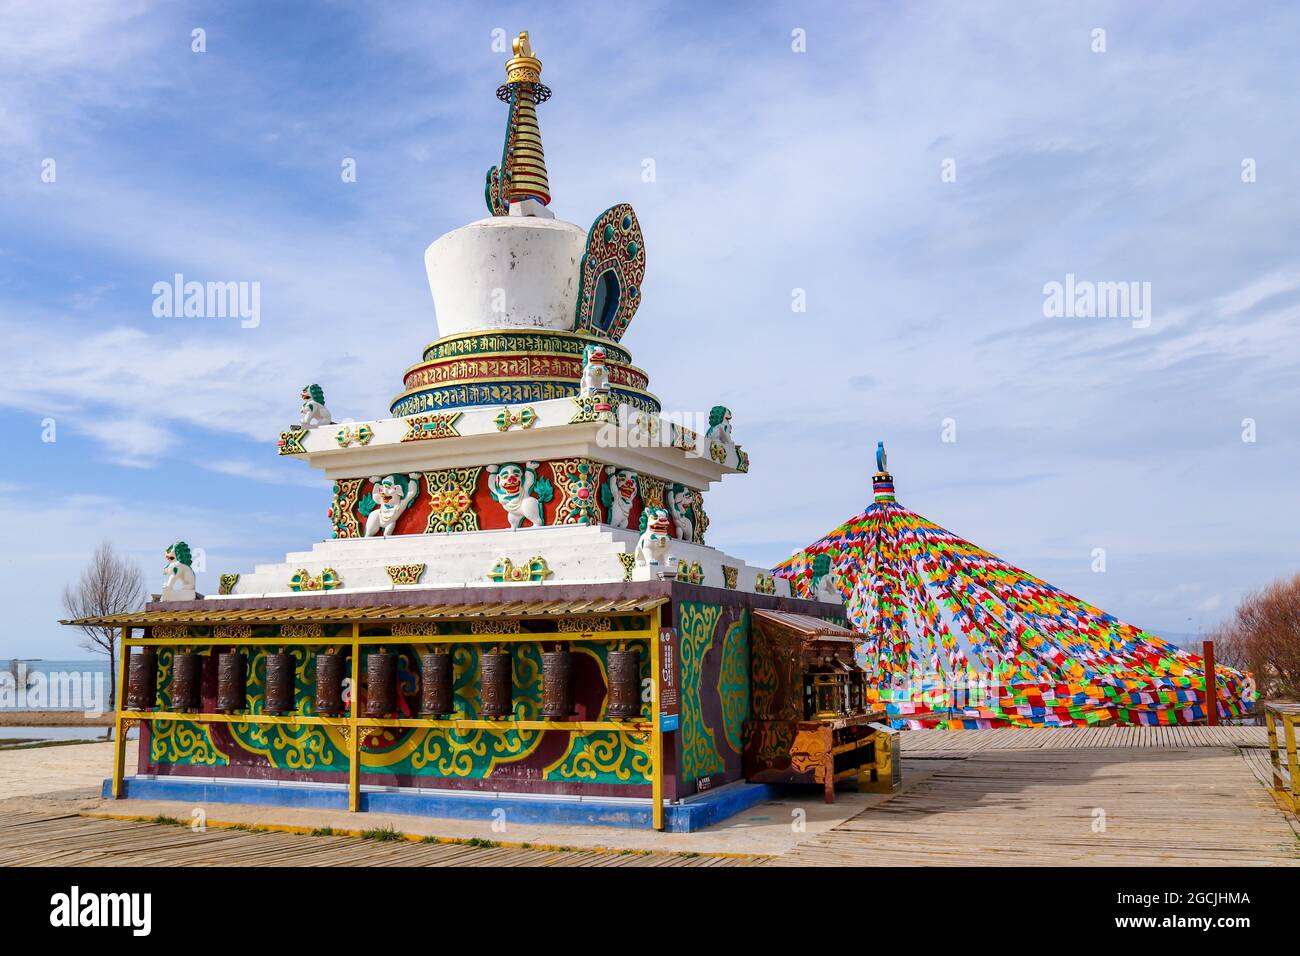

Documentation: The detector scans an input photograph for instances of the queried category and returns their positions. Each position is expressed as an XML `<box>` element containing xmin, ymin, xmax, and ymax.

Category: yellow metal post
<box><xmin>1284</xmin><ymin>714</ymin><xmax>1300</xmax><ymax>814</ymax></box>
<box><xmin>111</xmin><ymin>625</ymin><xmax>132</xmax><ymax>798</ymax></box>
<box><xmin>1267</xmin><ymin>708</ymin><xmax>1281</xmax><ymax>793</ymax></box>
<box><xmin>348</xmin><ymin>624</ymin><xmax>361</xmax><ymax>812</ymax></box>
<box><xmin>650</xmin><ymin>605</ymin><xmax>664</xmax><ymax>831</ymax></box>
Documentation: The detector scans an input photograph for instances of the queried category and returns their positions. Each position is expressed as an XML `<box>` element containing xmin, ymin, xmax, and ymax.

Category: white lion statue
<box><xmin>579</xmin><ymin>344</ymin><xmax>609</xmax><ymax>398</ymax></box>
<box><xmin>363</xmin><ymin>473</ymin><xmax>421</xmax><ymax>537</ymax></box>
<box><xmin>635</xmin><ymin>507</ymin><xmax>673</xmax><ymax>567</ymax></box>
<box><xmin>162</xmin><ymin>541</ymin><xmax>197</xmax><ymax>601</ymax></box>
<box><xmin>300</xmin><ymin>384</ymin><xmax>332</xmax><ymax>428</ymax></box>
<box><xmin>706</xmin><ymin>405</ymin><xmax>733</xmax><ymax>444</ymax></box>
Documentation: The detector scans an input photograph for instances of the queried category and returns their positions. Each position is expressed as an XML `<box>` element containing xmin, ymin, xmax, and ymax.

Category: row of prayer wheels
<box><xmin>125</xmin><ymin>646</ymin><xmax>642</xmax><ymax>720</ymax></box>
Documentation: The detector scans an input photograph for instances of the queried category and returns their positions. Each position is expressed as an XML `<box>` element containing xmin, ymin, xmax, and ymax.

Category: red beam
<box><xmin>1202</xmin><ymin>639</ymin><xmax>1219</xmax><ymax>726</ymax></box>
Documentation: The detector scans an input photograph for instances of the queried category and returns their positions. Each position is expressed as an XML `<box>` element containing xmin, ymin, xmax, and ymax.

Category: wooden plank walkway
<box><xmin>900</xmin><ymin>725</ymin><xmax>1268</xmax><ymax>755</ymax></box>
<box><xmin>776</xmin><ymin>746</ymin><xmax>1300</xmax><ymax>866</ymax></box>
<box><xmin>0</xmin><ymin>812</ymin><xmax>756</xmax><ymax>867</ymax></box>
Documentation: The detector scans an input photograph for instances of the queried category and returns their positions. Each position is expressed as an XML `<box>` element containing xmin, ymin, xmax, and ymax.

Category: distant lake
<box><xmin>1</xmin><ymin>659</ymin><xmax>113</xmax><ymax>712</ymax></box>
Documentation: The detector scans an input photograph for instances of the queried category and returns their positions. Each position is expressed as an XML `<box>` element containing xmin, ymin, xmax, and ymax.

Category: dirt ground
<box><xmin>0</xmin><ymin>711</ymin><xmax>114</xmax><ymax>727</ymax></box>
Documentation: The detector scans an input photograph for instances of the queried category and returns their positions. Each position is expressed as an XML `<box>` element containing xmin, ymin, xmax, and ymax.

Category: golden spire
<box><xmin>485</xmin><ymin>30</ymin><xmax>552</xmax><ymax>215</ymax></box>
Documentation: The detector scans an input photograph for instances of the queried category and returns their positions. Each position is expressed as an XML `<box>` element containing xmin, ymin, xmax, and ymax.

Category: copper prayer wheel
<box><xmin>421</xmin><ymin>652</ymin><xmax>453</xmax><ymax>716</ymax></box>
<box><xmin>365</xmin><ymin>652</ymin><xmax>397</xmax><ymax>717</ymax></box>
<box><xmin>171</xmin><ymin>652</ymin><xmax>202</xmax><ymax>712</ymax></box>
<box><xmin>314</xmin><ymin>653</ymin><xmax>346</xmax><ymax>715</ymax></box>
<box><xmin>125</xmin><ymin>648</ymin><xmax>157</xmax><ymax>710</ymax></box>
<box><xmin>541</xmin><ymin>649</ymin><xmax>574</xmax><ymax>718</ymax></box>
<box><xmin>264</xmin><ymin>653</ymin><xmax>296</xmax><ymax>713</ymax></box>
<box><xmin>216</xmin><ymin>652</ymin><xmax>246</xmax><ymax>712</ymax></box>
<box><xmin>606</xmin><ymin>649</ymin><xmax>641</xmax><ymax>719</ymax></box>
<box><xmin>479</xmin><ymin>652</ymin><xmax>513</xmax><ymax>718</ymax></box>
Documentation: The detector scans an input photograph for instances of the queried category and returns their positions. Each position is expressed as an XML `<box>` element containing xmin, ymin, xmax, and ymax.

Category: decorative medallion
<box><xmin>422</xmin><ymin>466</ymin><xmax>483</xmax><ymax>534</ymax></box>
<box><xmin>328</xmin><ymin>477</ymin><xmax>365</xmax><ymax>540</ymax></box>
<box><xmin>573</xmin><ymin>203</ymin><xmax>646</xmax><ymax>342</ymax></box>
<box><xmin>736</xmin><ymin>449</ymin><xmax>750</xmax><ymax>473</ymax></box>
<box><xmin>550</xmin><ymin>458</ymin><xmax>605</xmax><ymax>525</ymax></box>
<box><xmin>568</xmin><ymin>394</ymin><xmax>615</xmax><ymax>425</ymax></box>
<box><xmin>709</xmin><ymin>441</ymin><xmax>728</xmax><ymax>465</ymax></box>
<box><xmin>154</xmin><ymin>625</ymin><xmax>189</xmax><ymax>641</ymax></box>
<box><xmin>471</xmin><ymin>619</ymin><xmax>523</xmax><ymax>635</ymax></box>
<box><xmin>487</xmin><ymin>555</ymin><xmax>552</xmax><ymax>584</ymax></box>
<box><xmin>558</xmin><ymin>616</ymin><xmax>612</xmax><ymax>633</ymax></box>
<box><xmin>277</xmin><ymin>426</ymin><xmax>307</xmax><ymax>456</ymax></box>
<box><xmin>618</xmin><ymin>552</ymin><xmax>636</xmax><ymax>582</ymax></box>
<box><xmin>386</xmin><ymin>563</ymin><xmax>426</xmax><ymax>586</ymax></box>
<box><xmin>335</xmin><ymin>424</ymin><xmax>373</xmax><ymax>447</ymax></box>
<box><xmin>493</xmin><ymin>405</ymin><xmax>537</xmax><ymax>431</ymax></box>
<box><xmin>637</xmin><ymin>474</ymin><xmax>666</xmax><ymax>511</ymax></box>
<box><xmin>671</xmin><ymin>423</ymin><xmax>698</xmax><ymax>455</ymax></box>
<box><xmin>755</xmin><ymin>573</ymin><xmax>776</xmax><ymax>595</ymax></box>
<box><xmin>214</xmin><ymin>623</ymin><xmax>253</xmax><ymax>641</ymax></box>
<box><xmin>389</xmin><ymin>622</ymin><xmax>432</xmax><ymax>638</ymax></box>
<box><xmin>279</xmin><ymin>623</ymin><xmax>324</xmax><ymax>639</ymax></box>
<box><xmin>400</xmin><ymin>411</ymin><xmax>462</xmax><ymax>442</ymax></box>
<box><xmin>677</xmin><ymin>560</ymin><xmax>705</xmax><ymax>585</ymax></box>
<box><xmin>722</xmin><ymin>565</ymin><xmax>739</xmax><ymax>590</ymax></box>
<box><xmin>289</xmin><ymin>567</ymin><xmax>341</xmax><ymax>592</ymax></box>
<box><xmin>218</xmin><ymin>574</ymin><xmax>240</xmax><ymax>596</ymax></box>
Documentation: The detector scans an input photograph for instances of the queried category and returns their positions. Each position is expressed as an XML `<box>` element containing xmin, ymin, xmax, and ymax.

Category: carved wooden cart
<box><xmin>743</xmin><ymin>609</ymin><xmax>898</xmax><ymax>802</ymax></box>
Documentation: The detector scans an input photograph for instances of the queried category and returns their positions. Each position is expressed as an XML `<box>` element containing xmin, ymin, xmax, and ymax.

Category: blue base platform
<box><xmin>102</xmin><ymin>777</ymin><xmax>778</xmax><ymax>833</ymax></box>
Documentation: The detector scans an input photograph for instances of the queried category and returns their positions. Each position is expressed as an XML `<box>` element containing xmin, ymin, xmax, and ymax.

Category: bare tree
<box><xmin>1211</xmin><ymin>573</ymin><xmax>1300</xmax><ymax>702</ymax></box>
<box><xmin>61</xmin><ymin>542</ymin><xmax>146</xmax><ymax>730</ymax></box>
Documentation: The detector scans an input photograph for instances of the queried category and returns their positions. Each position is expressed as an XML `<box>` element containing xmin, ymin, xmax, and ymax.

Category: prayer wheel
<box><xmin>216</xmin><ymin>652</ymin><xmax>247</xmax><ymax>712</ymax></box>
<box><xmin>314</xmin><ymin>653</ymin><xmax>346</xmax><ymax>715</ymax></box>
<box><xmin>421</xmin><ymin>652</ymin><xmax>453</xmax><ymax>716</ymax></box>
<box><xmin>171</xmin><ymin>652</ymin><xmax>202</xmax><ymax>712</ymax></box>
<box><xmin>125</xmin><ymin>648</ymin><xmax>157</xmax><ymax>710</ymax></box>
<box><xmin>365</xmin><ymin>652</ymin><xmax>397</xmax><ymax>717</ymax></box>
<box><xmin>264</xmin><ymin>653</ymin><xmax>296</xmax><ymax>713</ymax></box>
<box><xmin>479</xmin><ymin>652</ymin><xmax>513</xmax><ymax>718</ymax></box>
<box><xmin>605</xmin><ymin>649</ymin><xmax>641</xmax><ymax>719</ymax></box>
<box><xmin>541</xmin><ymin>648</ymin><xmax>574</xmax><ymax>718</ymax></box>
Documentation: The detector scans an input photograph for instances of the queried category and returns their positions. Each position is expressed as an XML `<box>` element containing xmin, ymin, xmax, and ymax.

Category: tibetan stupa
<box><xmin>69</xmin><ymin>32</ymin><xmax>889</xmax><ymax>832</ymax></box>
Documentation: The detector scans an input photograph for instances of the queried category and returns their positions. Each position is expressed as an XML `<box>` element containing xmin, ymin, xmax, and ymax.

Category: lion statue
<box><xmin>579</xmin><ymin>344</ymin><xmax>609</xmax><ymax>398</ymax></box>
<box><xmin>706</xmin><ymin>405</ymin><xmax>733</xmax><ymax>444</ymax></box>
<box><xmin>300</xmin><ymin>384</ymin><xmax>332</xmax><ymax>428</ymax></box>
<box><xmin>162</xmin><ymin>541</ymin><xmax>197</xmax><ymax>598</ymax></box>
<box><xmin>635</xmin><ymin>507</ymin><xmax>673</xmax><ymax>567</ymax></box>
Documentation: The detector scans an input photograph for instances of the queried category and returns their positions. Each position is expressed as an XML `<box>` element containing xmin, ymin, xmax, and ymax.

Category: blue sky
<box><xmin>2</xmin><ymin>1</ymin><xmax>1297</xmax><ymax>658</ymax></box>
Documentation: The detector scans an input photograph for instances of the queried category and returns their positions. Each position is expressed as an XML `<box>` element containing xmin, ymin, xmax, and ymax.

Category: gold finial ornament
<box><xmin>505</xmin><ymin>31</ymin><xmax>542</xmax><ymax>85</ymax></box>
<box><xmin>485</xmin><ymin>30</ymin><xmax>552</xmax><ymax>215</ymax></box>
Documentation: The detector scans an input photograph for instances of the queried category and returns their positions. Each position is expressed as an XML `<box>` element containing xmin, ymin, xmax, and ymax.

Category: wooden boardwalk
<box><xmin>0</xmin><ymin>812</ymin><xmax>756</xmax><ymax>867</ymax></box>
<box><xmin>901</xmin><ymin>724</ymin><xmax>1268</xmax><ymax>755</ymax></box>
<box><xmin>777</xmin><ymin>746</ymin><xmax>1299</xmax><ymax>866</ymax></box>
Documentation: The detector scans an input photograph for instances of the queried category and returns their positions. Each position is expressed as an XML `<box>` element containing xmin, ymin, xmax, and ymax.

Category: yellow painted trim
<box><xmin>348</xmin><ymin>624</ymin><xmax>361</xmax><ymax>812</ymax></box>
<box><xmin>112</xmin><ymin>625</ymin><xmax>131</xmax><ymax>799</ymax></box>
<box><xmin>651</xmin><ymin>604</ymin><xmax>664</xmax><ymax>832</ymax></box>
<box><xmin>118</xmin><ymin>711</ymin><xmax>651</xmax><ymax>734</ymax></box>
<box><xmin>124</xmin><ymin>626</ymin><xmax>660</xmax><ymax>648</ymax></box>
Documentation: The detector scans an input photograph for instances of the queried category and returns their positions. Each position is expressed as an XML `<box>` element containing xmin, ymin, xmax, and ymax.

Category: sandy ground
<box><xmin>0</xmin><ymin>737</ymin><xmax>950</xmax><ymax>856</ymax></box>
<box><xmin>0</xmin><ymin>711</ymin><xmax>114</xmax><ymax>727</ymax></box>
